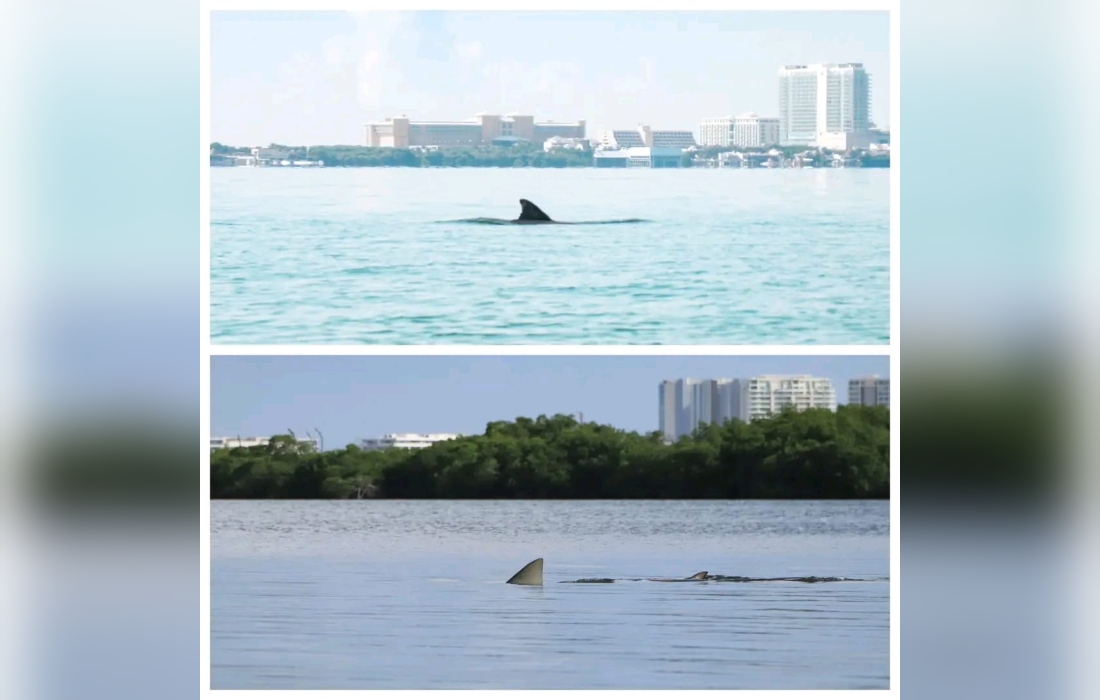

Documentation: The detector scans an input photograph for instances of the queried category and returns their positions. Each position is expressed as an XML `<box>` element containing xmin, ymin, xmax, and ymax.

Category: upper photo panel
<box><xmin>209</xmin><ymin>11</ymin><xmax>891</xmax><ymax>345</ymax></box>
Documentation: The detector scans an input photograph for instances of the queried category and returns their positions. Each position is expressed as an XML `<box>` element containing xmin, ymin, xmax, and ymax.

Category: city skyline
<box><xmin>211</xmin><ymin>356</ymin><xmax>890</xmax><ymax>451</ymax></box>
<box><xmin>659</xmin><ymin>374</ymin><xmax>842</xmax><ymax>442</ymax></box>
<box><xmin>211</xmin><ymin>11</ymin><xmax>890</xmax><ymax>146</ymax></box>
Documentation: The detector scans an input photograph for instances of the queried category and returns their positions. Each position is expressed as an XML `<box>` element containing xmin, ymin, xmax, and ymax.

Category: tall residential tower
<box><xmin>848</xmin><ymin>377</ymin><xmax>890</xmax><ymax>407</ymax></box>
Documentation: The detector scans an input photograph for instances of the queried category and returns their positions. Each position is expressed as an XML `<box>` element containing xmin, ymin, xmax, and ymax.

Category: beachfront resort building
<box><xmin>848</xmin><ymin>377</ymin><xmax>890</xmax><ymax>407</ymax></box>
<box><xmin>779</xmin><ymin>63</ymin><xmax>871</xmax><ymax>146</ymax></box>
<box><xmin>600</xmin><ymin>126</ymin><xmax>696</xmax><ymax>150</ymax></box>
<box><xmin>364</xmin><ymin>114</ymin><xmax>586</xmax><ymax>148</ymax></box>
<box><xmin>593</xmin><ymin>125</ymin><xmax>696</xmax><ymax>168</ymax></box>
<box><xmin>699</xmin><ymin>113</ymin><xmax>781</xmax><ymax>148</ymax></box>
<box><xmin>359</xmin><ymin>433</ymin><xmax>463</xmax><ymax>451</ymax></box>
<box><xmin>659</xmin><ymin>375</ymin><xmax>837</xmax><ymax>442</ymax></box>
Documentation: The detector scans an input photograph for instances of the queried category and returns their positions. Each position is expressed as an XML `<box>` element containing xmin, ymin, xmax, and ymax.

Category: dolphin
<box><xmin>445</xmin><ymin>200</ymin><xmax>648</xmax><ymax>226</ymax></box>
<box><xmin>512</xmin><ymin>199</ymin><xmax>572</xmax><ymax>225</ymax></box>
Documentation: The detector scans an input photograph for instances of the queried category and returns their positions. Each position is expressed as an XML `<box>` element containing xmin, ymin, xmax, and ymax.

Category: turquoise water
<box><xmin>212</xmin><ymin>500</ymin><xmax>890</xmax><ymax>689</ymax></box>
<box><xmin>211</xmin><ymin>168</ymin><xmax>889</xmax><ymax>344</ymax></box>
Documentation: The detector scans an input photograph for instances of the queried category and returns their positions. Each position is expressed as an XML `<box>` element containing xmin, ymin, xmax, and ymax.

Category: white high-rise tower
<box><xmin>779</xmin><ymin>63</ymin><xmax>870</xmax><ymax>146</ymax></box>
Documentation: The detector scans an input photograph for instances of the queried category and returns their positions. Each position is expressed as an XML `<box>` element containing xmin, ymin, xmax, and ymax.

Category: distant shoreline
<box><xmin>210</xmin><ymin>142</ymin><xmax>891</xmax><ymax>170</ymax></box>
<box><xmin>210</xmin><ymin>162</ymin><xmax>890</xmax><ymax>169</ymax></box>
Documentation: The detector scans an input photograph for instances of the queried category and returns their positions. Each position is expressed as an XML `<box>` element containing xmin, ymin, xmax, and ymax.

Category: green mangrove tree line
<box><xmin>211</xmin><ymin>406</ymin><xmax>889</xmax><ymax>500</ymax></box>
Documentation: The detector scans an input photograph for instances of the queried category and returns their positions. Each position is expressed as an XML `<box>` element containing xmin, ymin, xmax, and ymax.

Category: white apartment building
<box><xmin>779</xmin><ymin>63</ymin><xmax>871</xmax><ymax>146</ymax></box>
<box><xmin>848</xmin><ymin>376</ymin><xmax>890</xmax><ymax>407</ymax></box>
<box><xmin>731</xmin><ymin>375</ymin><xmax>837</xmax><ymax>421</ymax></box>
<box><xmin>732</xmin><ymin>113</ymin><xmax>780</xmax><ymax>148</ymax></box>
<box><xmin>699</xmin><ymin>117</ymin><xmax>735</xmax><ymax>147</ymax></box>
<box><xmin>360</xmin><ymin>432</ymin><xmax>462</xmax><ymax>451</ymax></box>
<box><xmin>699</xmin><ymin>114</ymin><xmax>779</xmax><ymax>148</ymax></box>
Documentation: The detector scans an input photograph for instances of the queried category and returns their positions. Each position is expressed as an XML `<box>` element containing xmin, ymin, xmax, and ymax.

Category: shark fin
<box><xmin>506</xmin><ymin>558</ymin><xmax>544</xmax><ymax>585</ymax></box>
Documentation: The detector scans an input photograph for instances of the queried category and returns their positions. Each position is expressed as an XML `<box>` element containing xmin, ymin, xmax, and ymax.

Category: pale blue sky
<box><xmin>211</xmin><ymin>11</ymin><xmax>890</xmax><ymax>146</ymax></box>
<box><xmin>210</xmin><ymin>355</ymin><xmax>889</xmax><ymax>450</ymax></box>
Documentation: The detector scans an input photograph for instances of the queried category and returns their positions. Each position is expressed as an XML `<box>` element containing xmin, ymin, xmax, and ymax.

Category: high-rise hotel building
<box><xmin>778</xmin><ymin>63</ymin><xmax>871</xmax><ymax>146</ymax></box>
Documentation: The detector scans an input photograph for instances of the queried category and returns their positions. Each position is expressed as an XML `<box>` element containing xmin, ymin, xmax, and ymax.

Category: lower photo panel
<box><xmin>209</xmin><ymin>354</ymin><xmax>891</xmax><ymax>690</ymax></box>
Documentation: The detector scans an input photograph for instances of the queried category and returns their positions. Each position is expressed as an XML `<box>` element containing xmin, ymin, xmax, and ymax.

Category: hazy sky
<box><xmin>211</xmin><ymin>355</ymin><xmax>889</xmax><ymax>449</ymax></box>
<box><xmin>211</xmin><ymin>11</ymin><xmax>890</xmax><ymax>146</ymax></box>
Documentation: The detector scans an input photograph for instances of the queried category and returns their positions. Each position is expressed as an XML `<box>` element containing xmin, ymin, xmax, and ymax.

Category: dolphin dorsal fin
<box><xmin>517</xmin><ymin>199</ymin><xmax>553</xmax><ymax>222</ymax></box>
<box><xmin>687</xmin><ymin>571</ymin><xmax>709</xmax><ymax>580</ymax></box>
<box><xmin>507</xmin><ymin>558</ymin><xmax>544</xmax><ymax>585</ymax></box>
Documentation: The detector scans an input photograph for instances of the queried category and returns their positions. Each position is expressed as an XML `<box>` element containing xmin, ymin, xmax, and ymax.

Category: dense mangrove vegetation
<box><xmin>211</xmin><ymin>406</ymin><xmax>889</xmax><ymax>500</ymax></box>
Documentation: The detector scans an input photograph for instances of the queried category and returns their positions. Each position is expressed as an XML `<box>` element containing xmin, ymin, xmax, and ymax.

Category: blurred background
<box><xmin>3</xmin><ymin>1</ymin><xmax>1098</xmax><ymax>699</ymax></box>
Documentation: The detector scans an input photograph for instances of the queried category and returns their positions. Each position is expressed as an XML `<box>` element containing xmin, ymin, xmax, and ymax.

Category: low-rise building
<box><xmin>364</xmin><ymin>113</ymin><xmax>585</xmax><ymax>148</ymax></box>
<box><xmin>718</xmin><ymin>151</ymin><xmax>783</xmax><ymax>168</ymax></box>
<box><xmin>601</xmin><ymin>125</ymin><xmax>696</xmax><ymax>150</ymax></box>
<box><xmin>360</xmin><ymin>433</ymin><xmax>463</xmax><ymax>451</ymax></box>
<box><xmin>594</xmin><ymin>146</ymin><xmax>685</xmax><ymax>168</ymax></box>
<box><xmin>815</xmin><ymin>130</ymin><xmax>875</xmax><ymax>151</ymax></box>
<box><xmin>209</xmin><ymin>154</ymin><xmax>258</xmax><ymax>167</ymax></box>
<box><xmin>210</xmin><ymin>436</ymin><xmax>318</xmax><ymax>451</ymax></box>
<box><xmin>543</xmin><ymin>136</ymin><xmax>590</xmax><ymax>152</ymax></box>
<box><xmin>594</xmin><ymin>125</ymin><xmax>694</xmax><ymax>168</ymax></box>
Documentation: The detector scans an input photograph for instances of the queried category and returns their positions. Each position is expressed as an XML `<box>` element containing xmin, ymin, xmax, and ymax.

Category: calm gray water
<box><xmin>210</xmin><ymin>168</ymin><xmax>889</xmax><ymax>344</ymax></box>
<box><xmin>211</xmin><ymin>500</ymin><xmax>890</xmax><ymax>689</ymax></box>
